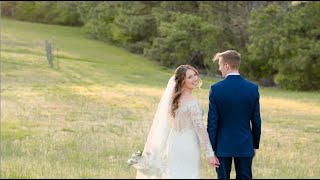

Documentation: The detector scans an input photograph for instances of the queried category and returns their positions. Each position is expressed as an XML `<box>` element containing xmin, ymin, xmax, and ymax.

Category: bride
<box><xmin>128</xmin><ymin>65</ymin><xmax>219</xmax><ymax>178</ymax></box>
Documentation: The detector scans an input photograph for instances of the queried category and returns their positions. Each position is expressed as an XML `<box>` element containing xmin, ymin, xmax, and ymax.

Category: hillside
<box><xmin>1</xmin><ymin>19</ymin><xmax>319</xmax><ymax>178</ymax></box>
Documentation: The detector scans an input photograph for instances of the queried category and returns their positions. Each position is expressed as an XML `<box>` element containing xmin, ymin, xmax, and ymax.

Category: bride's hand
<box><xmin>208</xmin><ymin>156</ymin><xmax>220</xmax><ymax>168</ymax></box>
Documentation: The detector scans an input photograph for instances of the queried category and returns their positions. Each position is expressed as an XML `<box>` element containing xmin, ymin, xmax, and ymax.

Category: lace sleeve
<box><xmin>190</xmin><ymin>102</ymin><xmax>215</xmax><ymax>158</ymax></box>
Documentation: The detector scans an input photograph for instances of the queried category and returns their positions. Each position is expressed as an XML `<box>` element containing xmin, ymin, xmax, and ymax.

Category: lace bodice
<box><xmin>172</xmin><ymin>99</ymin><xmax>214</xmax><ymax>158</ymax></box>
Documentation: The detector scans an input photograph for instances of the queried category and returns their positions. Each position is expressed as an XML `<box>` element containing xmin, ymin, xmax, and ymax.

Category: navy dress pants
<box><xmin>216</xmin><ymin>157</ymin><xmax>253</xmax><ymax>179</ymax></box>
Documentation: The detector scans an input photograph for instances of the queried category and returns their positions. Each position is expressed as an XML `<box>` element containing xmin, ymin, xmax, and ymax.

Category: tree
<box><xmin>246</xmin><ymin>2</ymin><xmax>320</xmax><ymax>90</ymax></box>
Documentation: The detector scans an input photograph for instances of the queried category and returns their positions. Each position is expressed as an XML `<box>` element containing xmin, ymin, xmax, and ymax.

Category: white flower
<box><xmin>127</xmin><ymin>150</ymin><xmax>142</xmax><ymax>166</ymax></box>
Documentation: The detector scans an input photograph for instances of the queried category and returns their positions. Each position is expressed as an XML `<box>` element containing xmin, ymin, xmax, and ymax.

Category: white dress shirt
<box><xmin>226</xmin><ymin>72</ymin><xmax>240</xmax><ymax>77</ymax></box>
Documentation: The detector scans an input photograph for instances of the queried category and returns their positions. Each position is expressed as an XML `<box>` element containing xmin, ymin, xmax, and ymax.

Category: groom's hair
<box><xmin>213</xmin><ymin>50</ymin><xmax>241</xmax><ymax>70</ymax></box>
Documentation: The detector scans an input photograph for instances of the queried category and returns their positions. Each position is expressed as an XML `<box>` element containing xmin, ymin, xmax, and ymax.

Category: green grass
<box><xmin>1</xmin><ymin>18</ymin><xmax>320</xmax><ymax>178</ymax></box>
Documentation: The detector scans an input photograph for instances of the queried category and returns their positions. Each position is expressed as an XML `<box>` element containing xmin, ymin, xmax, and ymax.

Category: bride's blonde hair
<box><xmin>172</xmin><ymin>65</ymin><xmax>202</xmax><ymax>118</ymax></box>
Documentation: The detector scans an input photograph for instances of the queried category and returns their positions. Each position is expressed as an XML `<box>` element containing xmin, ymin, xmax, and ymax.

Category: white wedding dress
<box><xmin>131</xmin><ymin>77</ymin><xmax>214</xmax><ymax>179</ymax></box>
<box><xmin>164</xmin><ymin>98</ymin><xmax>214</xmax><ymax>178</ymax></box>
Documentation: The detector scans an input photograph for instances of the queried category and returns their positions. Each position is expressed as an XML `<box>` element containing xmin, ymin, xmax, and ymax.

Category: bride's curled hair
<box><xmin>172</xmin><ymin>65</ymin><xmax>201</xmax><ymax>118</ymax></box>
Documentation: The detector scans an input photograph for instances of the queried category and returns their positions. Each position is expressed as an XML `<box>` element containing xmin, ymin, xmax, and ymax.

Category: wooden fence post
<box><xmin>45</xmin><ymin>40</ymin><xmax>53</xmax><ymax>68</ymax></box>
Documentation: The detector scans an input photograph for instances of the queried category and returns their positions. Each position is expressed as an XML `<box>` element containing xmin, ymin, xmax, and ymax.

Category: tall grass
<box><xmin>1</xmin><ymin>19</ymin><xmax>319</xmax><ymax>178</ymax></box>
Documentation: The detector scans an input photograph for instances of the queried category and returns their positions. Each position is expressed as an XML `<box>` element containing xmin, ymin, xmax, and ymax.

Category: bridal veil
<box><xmin>133</xmin><ymin>76</ymin><xmax>175</xmax><ymax>178</ymax></box>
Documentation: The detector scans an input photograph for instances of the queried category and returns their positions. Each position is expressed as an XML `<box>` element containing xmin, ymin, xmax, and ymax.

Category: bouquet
<box><xmin>127</xmin><ymin>150</ymin><xmax>142</xmax><ymax>166</ymax></box>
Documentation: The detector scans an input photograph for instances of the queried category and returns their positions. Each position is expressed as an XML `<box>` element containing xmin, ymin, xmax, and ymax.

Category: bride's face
<box><xmin>184</xmin><ymin>69</ymin><xmax>199</xmax><ymax>90</ymax></box>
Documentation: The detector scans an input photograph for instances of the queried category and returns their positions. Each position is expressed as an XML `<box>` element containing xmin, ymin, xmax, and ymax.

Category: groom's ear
<box><xmin>224</xmin><ymin>63</ymin><xmax>229</xmax><ymax>70</ymax></box>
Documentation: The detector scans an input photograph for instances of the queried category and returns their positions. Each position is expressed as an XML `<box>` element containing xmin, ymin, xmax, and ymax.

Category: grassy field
<box><xmin>1</xmin><ymin>19</ymin><xmax>320</xmax><ymax>178</ymax></box>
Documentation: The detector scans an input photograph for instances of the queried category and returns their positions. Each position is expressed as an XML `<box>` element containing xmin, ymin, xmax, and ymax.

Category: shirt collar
<box><xmin>226</xmin><ymin>72</ymin><xmax>240</xmax><ymax>77</ymax></box>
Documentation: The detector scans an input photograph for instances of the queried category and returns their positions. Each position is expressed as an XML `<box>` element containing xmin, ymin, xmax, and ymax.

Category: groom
<box><xmin>207</xmin><ymin>50</ymin><xmax>261</xmax><ymax>179</ymax></box>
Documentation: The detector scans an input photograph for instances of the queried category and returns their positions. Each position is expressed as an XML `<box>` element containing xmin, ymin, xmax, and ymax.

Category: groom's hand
<box><xmin>208</xmin><ymin>156</ymin><xmax>220</xmax><ymax>168</ymax></box>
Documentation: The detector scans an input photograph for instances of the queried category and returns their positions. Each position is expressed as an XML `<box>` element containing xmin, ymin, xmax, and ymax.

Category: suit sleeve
<box><xmin>207</xmin><ymin>86</ymin><xmax>218</xmax><ymax>152</ymax></box>
<box><xmin>251</xmin><ymin>86</ymin><xmax>261</xmax><ymax>149</ymax></box>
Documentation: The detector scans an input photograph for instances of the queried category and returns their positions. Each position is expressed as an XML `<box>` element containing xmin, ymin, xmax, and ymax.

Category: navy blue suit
<box><xmin>207</xmin><ymin>75</ymin><xmax>261</xmax><ymax>179</ymax></box>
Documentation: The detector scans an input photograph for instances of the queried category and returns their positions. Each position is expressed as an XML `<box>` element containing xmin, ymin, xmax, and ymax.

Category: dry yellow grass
<box><xmin>1</xmin><ymin>19</ymin><xmax>319</xmax><ymax>179</ymax></box>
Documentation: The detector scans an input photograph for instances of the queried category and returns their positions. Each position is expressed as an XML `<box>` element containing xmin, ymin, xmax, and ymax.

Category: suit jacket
<box><xmin>207</xmin><ymin>75</ymin><xmax>261</xmax><ymax>157</ymax></box>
